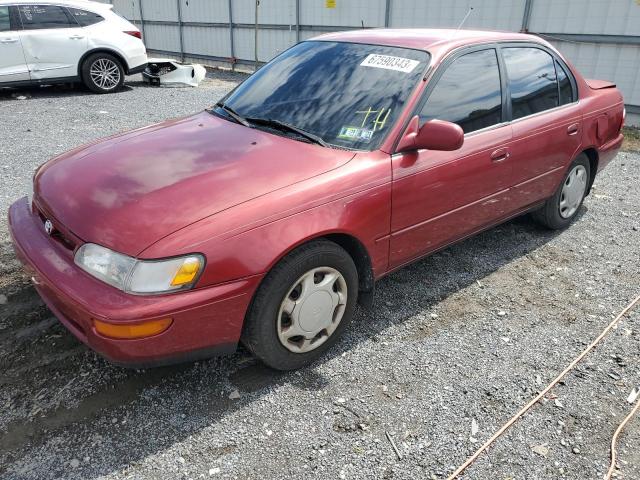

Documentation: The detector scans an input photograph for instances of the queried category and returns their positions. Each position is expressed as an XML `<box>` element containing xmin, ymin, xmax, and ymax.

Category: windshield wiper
<box><xmin>214</xmin><ymin>102</ymin><xmax>251</xmax><ymax>127</ymax></box>
<box><xmin>245</xmin><ymin>117</ymin><xmax>329</xmax><ymax>148</ymax></box>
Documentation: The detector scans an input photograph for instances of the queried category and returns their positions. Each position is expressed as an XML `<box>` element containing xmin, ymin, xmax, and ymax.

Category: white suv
<box><xmin>0</xmin><ymin>0</ymin><xmax>147</xmax><ymax>93</ymax></box>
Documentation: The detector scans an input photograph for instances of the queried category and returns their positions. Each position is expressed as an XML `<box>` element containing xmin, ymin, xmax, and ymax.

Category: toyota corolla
<box><xmin>9</xmin><ymin>29</ymin><xmax>624</xmax><ymax>370</ymax></box>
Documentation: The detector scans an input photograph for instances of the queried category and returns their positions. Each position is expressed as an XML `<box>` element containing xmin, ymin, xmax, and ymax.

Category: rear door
<box><xmin>501</xmin><ymin>45</ymin><xmax>582</xmax><ymax>209</ymax></box>
<box><xmin>389</xmin><ymin>47</ymin><xmax>513</xmax><ymax>268</ymax></box>
<box><xmin>0</xmin><ymin>5</ymin><xmax>29</xmax><ymax>82</ymax></box>
<box><xmin>17</xmin><ymin>4</ymin><xmax>88</xmax><ymax>80</ymax></box>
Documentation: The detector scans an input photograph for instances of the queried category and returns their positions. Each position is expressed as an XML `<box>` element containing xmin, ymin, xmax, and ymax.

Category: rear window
<box><xmin>67</xmin><ymin>8</ymin><xmax>104</xmax><ymax>27</ymax></box>
<box><xmin>18</xmin><ymin>4</ymin><xmax>75</xmax><ymax>29</ymax></box>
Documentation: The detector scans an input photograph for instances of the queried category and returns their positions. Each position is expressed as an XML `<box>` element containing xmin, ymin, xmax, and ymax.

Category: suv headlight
<box><xmin>75</xmin><ymin>243</ymin><xmax>204</xmax><ymax>294</ymax></box>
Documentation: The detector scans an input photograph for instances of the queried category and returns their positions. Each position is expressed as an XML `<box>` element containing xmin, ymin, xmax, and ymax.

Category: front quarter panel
<box><xmin>140</xmin><ymin>151</ymin><xmax>393</xmax><ymax>287</ymax></box>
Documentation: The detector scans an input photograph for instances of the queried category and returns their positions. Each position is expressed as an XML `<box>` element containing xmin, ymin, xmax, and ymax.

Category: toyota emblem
<box><xmin>44</xmin><ymin>219</ymin><xmax>54</xmax><ymax>235</ymax></box>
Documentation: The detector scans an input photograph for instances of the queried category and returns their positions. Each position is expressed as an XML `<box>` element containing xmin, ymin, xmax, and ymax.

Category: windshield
<box><xmin>218</xmin><ymin>41</ymin><xmax>430</xmax><ymax>150</ymax></box>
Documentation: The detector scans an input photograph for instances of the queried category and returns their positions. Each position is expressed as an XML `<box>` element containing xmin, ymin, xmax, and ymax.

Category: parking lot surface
<box><xmin>0</xmin><ymin>73</ymin><xmax>639</xmax><ymax>480</ymax></box>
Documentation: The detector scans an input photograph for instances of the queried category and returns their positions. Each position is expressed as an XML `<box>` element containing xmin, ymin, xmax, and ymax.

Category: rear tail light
<box><xmin>124</xmin><ymin>30</ymin><xmax>142</xmax><ymax>40</ymax></box>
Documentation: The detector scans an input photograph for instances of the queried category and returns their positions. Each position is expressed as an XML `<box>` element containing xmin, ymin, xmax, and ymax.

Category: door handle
<box><xmin>0</xmin><ymin>38</ymin><xmax>19</xmax><ymax>44</ymax></box>
<box><xmin>69</xmin><ymin>35</ymin><xmax>85</xmax><ymax>40</ymax></box>
<box><xmin>490</xmin><ymin>148</ymin><xmax>510</xmax><ymax>162</ymax></box>
<box><xmin>567</xmin><ymin>123</ymin><xmax>580</xmax><ymax>136</ymax></box>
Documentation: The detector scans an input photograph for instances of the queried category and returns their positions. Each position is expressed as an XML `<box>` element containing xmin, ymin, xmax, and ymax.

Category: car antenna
<box><xmin>451</xmin><ymin>6</ymin><xmax>474</xmax><ymax>37</ymax></box>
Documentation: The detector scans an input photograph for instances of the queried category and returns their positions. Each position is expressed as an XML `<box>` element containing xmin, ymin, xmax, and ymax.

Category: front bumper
<box><xmin>8</xmin><ymin>197</ymin><xmax>260</xmax><ymax>368</ymax></box>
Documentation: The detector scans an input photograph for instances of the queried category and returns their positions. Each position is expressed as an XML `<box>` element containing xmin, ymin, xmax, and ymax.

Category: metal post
<box><xmin>176</xmin><ymin>0</ymin><xmax>185</xmax><ymax>62</ymax></box>
<box><xmin>295</xmin><ymin>0</ymin><xmax>300</xmax><ymax>43</ymax></box>
<box><xmin>384</xmin><ymin>0</ymin><xmax>391</xmax><ymax>27</ymax></box>
<box><xmin>521</xmin><ymin>0</ymin><xmax>533</xmax><ymax>32</ymax></box>
<box><xmin>138</xmin><ymin>0</ymin><xmax>146</xmax><ymax>41</ymax></box>
<box><xmin>254</xmin><ymin>0</ymin><xmax>260</xmax><ymax>71</ymax></box>
<box><xmin>228</xmin><ymin>0</ymin><xmax>235</xmax><ymax>70</ymax></box>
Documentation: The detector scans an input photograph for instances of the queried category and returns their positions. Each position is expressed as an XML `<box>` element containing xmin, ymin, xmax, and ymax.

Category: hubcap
<box><xmin>559</xmin><ymin>165</ymin><xmax>587</xmax><ymax>218</ymax></box>
<box><xmin>89</xmin><ymin>58</ymin><xmax>121</xmax><ymax>90</ymax></box>
<box><xmin>277</xmin><ymin>267</ymin><xmax>348</xmax><ymax>354</ymax></box>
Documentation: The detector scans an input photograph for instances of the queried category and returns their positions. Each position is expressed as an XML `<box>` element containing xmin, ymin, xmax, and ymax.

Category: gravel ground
<box><xmin>0</xmin><ymin>72</ymin><xmax>639</xmax><ymax>480</ymax></box>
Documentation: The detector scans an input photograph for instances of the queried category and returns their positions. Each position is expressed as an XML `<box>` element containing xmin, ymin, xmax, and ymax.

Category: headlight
<box><xmin>75</xmin><ymin>243</ymin><xmax>204</xmax><ymax>294</ymax></box>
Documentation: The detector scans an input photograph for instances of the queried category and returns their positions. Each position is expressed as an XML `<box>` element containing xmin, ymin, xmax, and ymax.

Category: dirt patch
<box><xmin>623</xmin><ymin>126</ymin><xmax>640</xmax><ymax>152</ymax></box>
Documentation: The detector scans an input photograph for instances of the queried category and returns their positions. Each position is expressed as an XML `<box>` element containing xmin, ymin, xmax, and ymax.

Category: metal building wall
<box><xmin>99</xmin><ymin>0</ymin><xmax>640</xmax><ymax>125</ymax></box>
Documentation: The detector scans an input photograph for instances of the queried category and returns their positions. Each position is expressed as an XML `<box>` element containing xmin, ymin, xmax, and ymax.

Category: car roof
<box><xmin>0</xmin><ymin>0</ymin><xmax>112</xmax><ymax>10</ymax></box>
<box><xmin>313</xmin><ymin>28</ymin><xmax>549</xmax><ymax>57</ymax></box>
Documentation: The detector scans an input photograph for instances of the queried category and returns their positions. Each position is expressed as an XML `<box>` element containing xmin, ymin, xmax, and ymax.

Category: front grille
<box><xmin>32</xmin><ymin>198</ymin><xmax>81</xmax><ymax>253</ymax></box>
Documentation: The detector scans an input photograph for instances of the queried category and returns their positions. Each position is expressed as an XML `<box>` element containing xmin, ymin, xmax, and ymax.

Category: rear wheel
<box><xmin>82</xmin><ymin>53</ymin><xmax>124</xmax><ymax>94</ymax></box>
<box><xmin>532</xmin><ymin>154</ymin><xmax>591</xmax><ymax>229</ymax></box>
<box><xmin>242</xmin><ymin>240</ymin><xmax>358</xmax><ymax>370</ymax></box>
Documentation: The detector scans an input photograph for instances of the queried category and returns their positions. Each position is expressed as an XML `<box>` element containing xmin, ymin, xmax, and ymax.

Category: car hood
<box><xmin>34</xmin><ymin>111</ymin><xmax>355</xmax><ymax>256</ymax></box>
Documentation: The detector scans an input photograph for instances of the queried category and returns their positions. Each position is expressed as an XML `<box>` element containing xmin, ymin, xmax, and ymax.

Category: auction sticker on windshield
<box><xmin>360</xmin><ymin>54</ymin><xmax>420</xmax><ymax>73</ymax></box>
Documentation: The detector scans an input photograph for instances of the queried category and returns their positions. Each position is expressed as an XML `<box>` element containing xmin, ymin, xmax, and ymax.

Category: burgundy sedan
<box><xmin>9</xmin><ymin>29</ymin><xmax>624</xmax><ymax>370</ymax></box>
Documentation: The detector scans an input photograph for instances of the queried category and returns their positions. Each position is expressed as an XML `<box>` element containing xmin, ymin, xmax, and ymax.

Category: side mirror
<box><xmin>396</xmin><ymin>116</ymin><xmax>464</xmax><ymax>152</ymax></box>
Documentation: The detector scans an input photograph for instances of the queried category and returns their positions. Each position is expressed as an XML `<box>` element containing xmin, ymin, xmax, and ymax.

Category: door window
<box><xmin>555</xmin><ymin>60</ymin><xmax>575</xmax><ymax>106</ymax></box>
<box><xmin>0</xmin><ymin>6</ymin><xmax>10</xmax><ymax>31</ymax></box>
<box><xmin>18</xmin><ymin>4</ymin><xmax>75</xmax><ymax>30</ymax></box>
<box><xmin>420</xmin><ymin>49</ymin><xmax>502</xmax><ymax>134</ymax></box>
<box><xmin>503</xmin><ymin>47</ymin><xmax>559</xmax><ymax>120</ymax></box>
<box><xmin>67</xmin><ymin>8</ymin><xmax>104</xmax><ymax>27</ymax></box>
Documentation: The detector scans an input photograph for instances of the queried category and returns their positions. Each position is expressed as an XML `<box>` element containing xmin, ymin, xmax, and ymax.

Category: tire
<box><xmin>532</xmin><ymin>153</ymin><xmax>591</xmax><ymax>229</ymax></box>
<box><xmin>81</xmin><ymin>53</ymin><xmax>125</xmax><ymax>94</ymax></box>
<box><xmin>242</xmin><ymin>240</ymin><xmax>359</xmax><ymax>371</ymax></box>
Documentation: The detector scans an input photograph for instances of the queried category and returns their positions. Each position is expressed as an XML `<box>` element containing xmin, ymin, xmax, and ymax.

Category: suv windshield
<box><xmin>218</xmin><ymin>41</ymin><xmax>430</xmax><ymax>150</ymax></box>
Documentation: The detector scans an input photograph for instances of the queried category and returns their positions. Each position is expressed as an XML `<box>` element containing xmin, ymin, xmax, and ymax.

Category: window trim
<box><xmin>16</xmin><ymin>3</ymin><xmax>79</xmax><ymax>31</ymax></box>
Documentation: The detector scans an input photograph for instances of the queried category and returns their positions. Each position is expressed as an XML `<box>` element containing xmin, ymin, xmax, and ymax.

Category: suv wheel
<box><xmin>82</xmin><ymin>53</ymin><xmax>124</xmax><ymax>94</ymax></box>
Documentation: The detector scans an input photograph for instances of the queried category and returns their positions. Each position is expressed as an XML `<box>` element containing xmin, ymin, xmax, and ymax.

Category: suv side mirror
<box><xmin>396</xmin><ymin>116</ymin><xmax>464</xmax><ymax>152</ymax></box>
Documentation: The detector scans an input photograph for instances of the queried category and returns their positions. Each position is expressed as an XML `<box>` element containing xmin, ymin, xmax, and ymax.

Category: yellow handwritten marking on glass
<box><xmin>355</xmin><ymin>107</ymin><xmax>379</xmax><ymax>128</ymax></box>
<box><xmin>373</xmin><ymin>108</ymin><xmax>391</xmax><ymax>131</ymax></box>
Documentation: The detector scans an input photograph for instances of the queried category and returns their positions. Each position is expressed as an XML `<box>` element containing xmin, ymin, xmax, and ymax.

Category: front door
<box><xmin>0</xmin><ymin>6</ymin><xmax>29</xmax><ymax>83</ymax></box>
<box><xmin>17</xmin><ymin>4</ymin><xmax>88</xmax><ymax>80</ymax></box>
<box><xmin>389</xmin><ymin>47</ymin><xmax>513</xmax><ymax>268</ymax></box>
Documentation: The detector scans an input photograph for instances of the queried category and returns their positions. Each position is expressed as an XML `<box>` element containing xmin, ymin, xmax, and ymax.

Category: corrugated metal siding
<box><xmin>233</xmin><ymin>28</ymin><xmax>296</xmax><ymax>62</ymax></box>
<box><xmin>142</xmin><ymin>23</ymin><xmax>181</xmax><ymax>53</ymax></box>
<box><xmin>180</xmin><ymin>0</ymin><xmax>229</xmax><ymax>24</ymax></box>
<box><xmin>112</xmin><ymin>0</ymin><xmax>140</xmax><ymax>22</ymax></box>
<box><xmin>529</xmin><ymin>0</ymin><xmax>640</xmax><ymax>36</ymax></box>
<box><xmin>389</xmin><ymin>0</ymin><xmax>525</xmax><ymax>31</ymax></box>
<box><xmin>141</xmin><ymin>0</ymin><xmax>178</xmax><ymax>22</ymax></box>
<box><xmin>183</xmin><ymin>25</ymin><xmax>230</xmax><ymax>57</ymax></box>
<box><xmin>299</xmin><ymin>0</ymin><xmax>386</xmax><ymax>28</ymax></box>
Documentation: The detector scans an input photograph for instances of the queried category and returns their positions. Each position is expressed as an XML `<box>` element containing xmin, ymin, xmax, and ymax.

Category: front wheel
<box><xmin>532</xmin><ymin>153</ymin><xmax>591</xmax><ymax>229</ymax></box>
<box><xmin>242</xmin><ymin>240</ymin><xmax>358</xmax><ymax>371</ymax></box>
<box><xmin>82</xmin><ymin>53</ymin><xmax>124</xmax><ymax>94</ymax></box>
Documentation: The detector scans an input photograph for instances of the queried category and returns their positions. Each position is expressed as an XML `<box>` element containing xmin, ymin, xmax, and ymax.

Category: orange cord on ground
<box><xmin>447</xmin><ymin>294</ymin><xmax>640</xmax><ymax>480</ymax></box>
<box><xmin>605</xmin><ymin>395</ymin><xmax>640</xmax><ymax>480</ymax></box>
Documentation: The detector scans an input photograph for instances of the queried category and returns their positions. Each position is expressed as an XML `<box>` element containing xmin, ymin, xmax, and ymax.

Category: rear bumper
<box><xmin>8</xmin><ymin>196</ymin><xmax>260</xmax><ymax>368</ymax></box>
<box><xmin>127</xmin><ymin>62</ymin><xmax>148</xmax><ymax>76</ymax></box>
<box><xmin>126</xmin><ymin>53</ymin><xmax>148</xmax><ymax>75</ymax></box>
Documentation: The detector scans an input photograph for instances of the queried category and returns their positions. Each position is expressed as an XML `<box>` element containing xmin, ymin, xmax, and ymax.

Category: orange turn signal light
<box><xmin>93</xmin><ymin>317</ymin><xmax>173</xmax><ymax>340</ymax></box>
